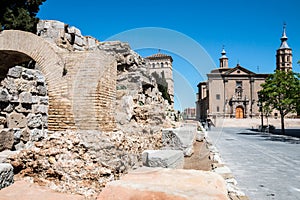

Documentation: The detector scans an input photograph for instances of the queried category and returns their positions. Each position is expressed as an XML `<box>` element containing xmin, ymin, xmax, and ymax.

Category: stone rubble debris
<box><xmin>0</xmin><ymin>163</ymin><xmax>14</xmax><ymax>189</ymax></box>
<box><xmin>7</xmin><ymin>130</ymin><xmax>161</xmax><ymax>197</ymax></box>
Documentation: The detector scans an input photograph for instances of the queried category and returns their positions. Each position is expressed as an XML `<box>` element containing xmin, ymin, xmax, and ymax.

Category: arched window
<box><xmin>152</xmin><ymin>63</ymin><xmax>155</xmax><ymax>68</ymax></box>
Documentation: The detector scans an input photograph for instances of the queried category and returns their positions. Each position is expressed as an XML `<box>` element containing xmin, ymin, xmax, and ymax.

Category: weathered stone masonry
<box><xmin>0</xmin><ymin>29</ymin><xmax>116</xmax><ymax>132</ymax></box>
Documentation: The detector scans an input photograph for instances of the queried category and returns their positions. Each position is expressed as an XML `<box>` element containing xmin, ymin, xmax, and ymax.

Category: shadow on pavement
<box><xmin>237</xmin><ymin>128</ymin><xmax>300</xmax><ymax>144</ymax></box>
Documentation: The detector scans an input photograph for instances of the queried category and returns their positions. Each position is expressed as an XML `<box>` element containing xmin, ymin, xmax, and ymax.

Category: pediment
<box><xmin>224</xmin><ymin>65</ymin><xmax>255</xmax><ymax>75</ymax></box>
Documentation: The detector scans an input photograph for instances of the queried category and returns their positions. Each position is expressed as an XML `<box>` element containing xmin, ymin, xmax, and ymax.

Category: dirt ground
<box><xmin>183</xmin><ymin>139</ymin><xmax>212</xmax><ymax>171</ymax></box>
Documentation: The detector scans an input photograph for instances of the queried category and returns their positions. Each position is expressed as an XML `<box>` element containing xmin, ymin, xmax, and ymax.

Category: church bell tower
<box><xmin>276</xmin><ymin>24</ymin><xmax>292</xmax><ymax>71</ymax></box>
<box><xmin>219</xmin><ymin>46</ymin><xmax>228</xmax><ymax>68</ymax></box>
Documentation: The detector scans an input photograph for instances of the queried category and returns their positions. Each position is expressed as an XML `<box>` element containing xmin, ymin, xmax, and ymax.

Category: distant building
<box><xmin>183</xmin><ymin>107</ymin><xmax>196</xmax><ymax>120</ymax></box>
<box><xmin>196</xmin><ymin>25</ymin><xmax>293</xmax><ymax>121</ymax></box>
<box><xmin>145</xmin><ymin>52</ymin><xmax>174</xmax><ymax>104</ymax></box>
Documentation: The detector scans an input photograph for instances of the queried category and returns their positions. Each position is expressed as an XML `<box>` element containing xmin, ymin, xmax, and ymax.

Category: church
<box><xmin>196</xmin><ymin>25</ymin><xmax>293</xmax><ymax>121</ymax></box>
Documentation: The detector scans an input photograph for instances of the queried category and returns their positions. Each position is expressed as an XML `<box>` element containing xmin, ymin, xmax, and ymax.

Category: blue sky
<box><xmin>37</xmin><ymin>0</ymin><xmax>300</xmax><ymax>111</ymax></box>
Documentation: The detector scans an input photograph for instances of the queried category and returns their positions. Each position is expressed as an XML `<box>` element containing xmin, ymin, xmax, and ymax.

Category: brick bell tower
<box><xmin>276</xmin><ymin>23</ymin><xmax>292</xmax><ymax>72</ymax></box>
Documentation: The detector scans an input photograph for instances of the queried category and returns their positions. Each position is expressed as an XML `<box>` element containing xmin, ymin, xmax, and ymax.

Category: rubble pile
<box><xmin>8</xmin><ymin>130</ymin><xmax>162</xmax><ymax>197</ymax></box>
<box><xmin>99</xmin><ymin>40</ymin><xmax>178</xmax><ymax>134</ymax></box>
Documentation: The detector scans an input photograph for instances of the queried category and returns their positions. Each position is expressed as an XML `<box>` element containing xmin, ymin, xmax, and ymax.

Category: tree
<box><xmin>0</xmin><ymin>0</ymin><xmax>46</xmax><ymax>33</ymax></box>
<box><xmin>259</xmin><ymin>70</ymin><xmax>300</xmax><ymax>134</ymax></box>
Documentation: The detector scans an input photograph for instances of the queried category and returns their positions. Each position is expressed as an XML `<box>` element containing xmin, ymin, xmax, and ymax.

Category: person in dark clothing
<box><xmin>207</xmin><ymin>119</ymin><xmax>211</xmax><ymax>130</ymax></box>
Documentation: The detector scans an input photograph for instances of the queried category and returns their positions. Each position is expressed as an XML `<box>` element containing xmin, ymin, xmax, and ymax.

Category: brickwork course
<box><xmin>0</xmin><ymin>29</ymin><xmax>117</xmax><ymax>132</ymax></box>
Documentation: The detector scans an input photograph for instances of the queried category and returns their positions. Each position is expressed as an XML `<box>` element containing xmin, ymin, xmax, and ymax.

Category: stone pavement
<box><xmin>209</xmin><ymin>127</ymin><xmax>300</xmax><ymax>200</ymax></box>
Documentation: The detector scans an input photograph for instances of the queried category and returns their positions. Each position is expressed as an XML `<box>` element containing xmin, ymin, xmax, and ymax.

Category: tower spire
<box><xmin>219</xmin><ymin>45</ymin><xmax>228</xmax><ymax>68</ymax></box>
<box><xmin>276</xmin><ymin>23</ymin><xmax>292</xmax><ymax>71</ymax></box>
<box><xmin>280</xmin><ymin>22</ymin><xmax>290</xmax><ymax>49</ymax></box>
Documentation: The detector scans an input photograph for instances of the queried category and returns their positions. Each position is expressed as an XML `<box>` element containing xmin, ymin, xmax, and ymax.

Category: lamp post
<box><xmin>257</xmin><ymin>92</ymin><xmax>264</xmax><ymax>131</ymax></box>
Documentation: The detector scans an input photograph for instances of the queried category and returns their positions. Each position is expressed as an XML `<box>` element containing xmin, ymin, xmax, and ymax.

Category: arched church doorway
<box><xmin>235</xmin><ymin>106</ymin><xmax>244</xmax><ymax>119</ymax></box>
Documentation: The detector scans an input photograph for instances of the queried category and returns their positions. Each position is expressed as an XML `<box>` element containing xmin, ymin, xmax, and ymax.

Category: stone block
<box><xmin>0</xmin><ymin>129</ymin><xmax>14</xmax><ymax>151</ymax></box>
<box><xmin>73</xmin><ymin>44</ymin><xmax>85</xmax><ymax>51</ymax></box>
<box><xmin>3</xmin><ymin>104</ymin><xmax>14</xmax><ymax>113</ymax></box>
<box><xmin>37</xmin><ymin>85</ymin><xmax>47</xmax><ymax>96</ymax></box>
<box><xmin>17</xmin><ymin>80</ymin><xmax>37</xmax><ymax>93</ymax></box>
<box><xmin>40</xmin><ymin>97</ymin><xmax>49</xmax><ymax>105</ymax></box>
<box><xmin>34</xmin><ymin>71</ymin><xmax>45</xmax><ymax>84</ymax></box>
<box><xmin>22</xmin><ymin>69</ymin><xmax>35</xmax><ymax>80</ymax></box>
<box><xmin>7</xmin><ymin>66</ymin><xmax>22</xmax><ymax>78</ymax></box>
<box><xmin>142</xmin><ymin>150</ymin><xmax>184</xmax><ymax>169</ymax></box>
<box><xmin>27</xmin><ymin>114</ymin><xmax>43</xmax><ymax>129</ymax></box>
<box><xmin>97</xmin><ymin>167</ymin><xmax>229</xmax><ymax>200</ymax></box>
<box><xmin>20</xmin><ymin>128</ymin><xmax>30</xmax><ymax>142</ymax></box>
<box><xmin>19</xmin><ymin>92</ymin><xmax>32</xmax><ymax>104</ymax></box>
<box><xmin>13</xmin><ymin>128</ymin><xmax>21</xmax><ymax>144</ymax></box>
<box><xmin>162</xmin><ymin>125</ymin><xmax>196</xmax><ymax>156</ymax></box>
<box><xmin>7</xmin><ymin>112</ymin><xmax>27</xmax><ymax>128</ymax></box>
<box><xmin>15</xmin><ymin>103</ymin><xmax>32</xmax><ymax>113</ymax></box>
<box><xmin>42</xmin><ymin>115</ymin><xmax>48</xmax><ymax>128</ymax></box>
<box><xmin>74</xmin><ymin>35</ymin><xmax>85</xmax><ymax>47</ymax></box>
<box><xmin>33</xmin><ymin>105</ymin><xmax>48</xmax><ymax>114</ymax></box>
<box><xmin>67</xmin><ymin>26</ymin><xmax>82</xmax><ymax>36</ymax></box>
<box><xmin>0</xmin><ymin>117</ymin><xmax>6</xmax><ymax>126</ymax></box>
<box><xmin>51</xmin><ymin>20</ymin><xmax>65</xmax><ymax>29</ymax></box>
<box><xmin>0</xmin><ymin>163</ymin><xmax>14</xmax><ymax>189</ymax></box>
<box><xmin>30</xmin><ymin>129</ymin><xmax>47</xmax><ymax>141</ymax></box>
<box><xmin>31</xmin><ymin>96</ymin><xmax>40</xmax><ymax>104</ymax></box>
<box><xmin>10</xmin><ymin>92</ymin><xmax>19</xmax><ymax>103</ymax></box>
<box><xmin>0</xmin><ymin>89</ymin><xmax>11</xmax><ymax>102</ymax></box>
<box><xmin>86</xmin><ymin>36</ymin><xmax>97</xmax><ymax>48</ymax></box>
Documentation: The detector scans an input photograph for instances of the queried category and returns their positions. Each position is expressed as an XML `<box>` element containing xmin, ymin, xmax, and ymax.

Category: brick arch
<box><xmin>0</xmin><ymin>30</ymin><xmax>75</xmax><ymax>130</ymax></box>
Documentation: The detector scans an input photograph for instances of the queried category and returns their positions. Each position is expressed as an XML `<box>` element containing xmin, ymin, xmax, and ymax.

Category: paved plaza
<box><xmin>209</xmin><ymin>127</ymin><xmax>300</xmax><ymax>200</ymax></box>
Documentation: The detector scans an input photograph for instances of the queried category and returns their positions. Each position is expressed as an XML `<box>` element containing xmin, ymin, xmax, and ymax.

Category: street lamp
<box><xmin>257</xmin><ymin>92</ymin><xmax>264</xmax><ymax>131</ymax></box>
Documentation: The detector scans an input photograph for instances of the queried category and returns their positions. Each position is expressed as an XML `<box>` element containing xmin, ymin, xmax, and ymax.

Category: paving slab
<box><xmin>0</xmin><ymin>180</ymin><xmax>85</xmax><ymax>200</ymax></box>
<box><xmin>97</xmin><ymin>167</ymin><xmax>229</xmax><ymax>200</ymax></box>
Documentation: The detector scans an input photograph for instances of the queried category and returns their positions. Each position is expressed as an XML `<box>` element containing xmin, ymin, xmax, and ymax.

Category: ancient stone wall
<box><xmin>0</xmin><ymin>65</ymin><xmax>48</xmax><ymax>151</ymax></box>
<box><xmin>0</xmin><ymin>20</ymin><xmax>183</xmax><ymax>196</ymax></box>
<box><xmin>0</xmin><ymin>26</ymin><xmax>117</xmax><ymax>132</ymax></box>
